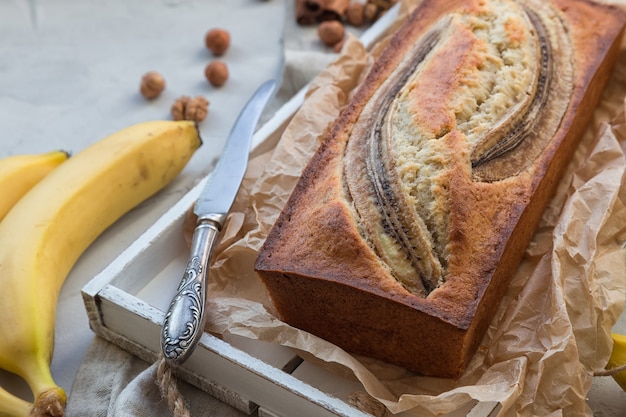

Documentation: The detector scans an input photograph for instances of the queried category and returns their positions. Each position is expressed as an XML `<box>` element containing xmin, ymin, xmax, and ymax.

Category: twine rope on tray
<box><xmin>593</xmin><ymin>363</ymin><xmax>626</xmax><ymax>377</ymax></box>
<box><xmin>156</xmin><ymin>352</ymin><xmax>192</xmax><ymax>417</ymax></box>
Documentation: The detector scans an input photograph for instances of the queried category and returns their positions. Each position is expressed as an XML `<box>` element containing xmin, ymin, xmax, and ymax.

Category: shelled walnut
<box><xmin>171</xmin><ymin>96</ymin><xmax>209</xmax><ymax>123</ymax></box>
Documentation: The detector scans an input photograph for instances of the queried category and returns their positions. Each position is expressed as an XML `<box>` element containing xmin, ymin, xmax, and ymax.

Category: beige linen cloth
<box><xmin>65</xmin><ymin>336</ymin><xmax>246</xmax><ymax>417</ymax></box>
<box><xmin>69</xmin><ymin>1</ymin><xmax>626</xmax><ymax>416</ymax></box>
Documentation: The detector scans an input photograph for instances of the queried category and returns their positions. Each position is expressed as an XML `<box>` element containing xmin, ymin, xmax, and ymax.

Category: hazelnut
<box><xmin>139</xmin><ymin>71</ymin><xmax>166</xmax><ymax>99</ymax></box>
<box><xmin>318</xmin><ymin>20</ymin><xmax>345</xmax><ymax>47</ymax></box>
<box><xmin>204</xmin><ymin>61</ymin><xmax>229</xmax><ymax>87</ymax></box>
<box><xmin>364</xmin><ymin>3</ymin><xmax>379</xmax><ymax>22</ymax></box>
<box><xmin>205</xmin><ymin>28</ymin><xmax>231</xmax><ymax>56</ymax></box>
<box><xmin>171</xmin><ymin>96</ymin><xmax>209</xmax><ymax>123</ymax></box>
<box><xmin>346</xmin><ymin>3</ymin><xmax>365</xmax><ymax>27</ymax></box>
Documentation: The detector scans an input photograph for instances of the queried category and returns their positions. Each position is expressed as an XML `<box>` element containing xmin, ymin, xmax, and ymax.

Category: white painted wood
<box><xmin>90</xmin><ymin>285</ymin><xmax>371</xmax><ymax>416</ymax></box>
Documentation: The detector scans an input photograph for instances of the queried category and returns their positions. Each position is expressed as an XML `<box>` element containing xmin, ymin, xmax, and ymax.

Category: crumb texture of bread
<box><xmin>345</xmin><ymin>0</ymin><xmax>574</xmax><ymax>297</ymax></box>
<box><xmin>255</xmin><ymin>0</ymin><xmax>626</xmax><ymax>377</ymax></box>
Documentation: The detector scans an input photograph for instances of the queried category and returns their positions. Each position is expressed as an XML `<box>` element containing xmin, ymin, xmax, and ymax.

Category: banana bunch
<box><xmin>0</xmin><ymin>120</ymin><xmax>201</xmax><ymax>417</ymax></box>
<box><xmin>0</xmin><ymin>389</ymin><xmax>31</xmax><ymax>417</ymax></box>
<box><xmin>0</xmin><ymin>151</ymin><xmax>71</xmax><ymax>417</ymax></box>
<box><xmin>0</xmin><ymin>150</ymin><xmax>69</xmax><ymax>222</ymax></box>
<box><xmin>608</xmin><ymin>333</ymin><xmax>626</xmax><ymax>391</ymax></box>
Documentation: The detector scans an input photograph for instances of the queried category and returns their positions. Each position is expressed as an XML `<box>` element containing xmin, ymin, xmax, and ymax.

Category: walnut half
<box><xmin>171</xmin><ymin>96</ymin><xmax>209</xmax><ymax>123</ymax></box>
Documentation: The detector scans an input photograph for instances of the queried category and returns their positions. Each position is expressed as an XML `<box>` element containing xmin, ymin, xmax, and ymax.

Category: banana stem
<box><xmin>30</xmin><ymin>388</ymin><xmax>65</xmax><ymax>417</ymax></box>
<box><xmin>17</xmin><ymin>358</ymin><xmax>66</xmax><ymax>417</ymax></box>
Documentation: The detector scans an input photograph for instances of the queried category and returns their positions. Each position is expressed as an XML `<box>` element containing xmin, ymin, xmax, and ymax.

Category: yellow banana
<box><xmin>0</xmin><ymin>120</ymin><xmax>201</xmax><ymax>416</ymax></box>
<box><xmin>0</xmin><ymin>150</ymin><xmax>69</xmax><ymax>222</ymax></box>
<box><xmin>0</xmin><ymin>387</ymin><xmax>32</xmax><ymax>417</ymax></box>
<box><xmin>608</xmin><ymin>332</ymin><xmax>626</xmax><ymax>391</ymax></box>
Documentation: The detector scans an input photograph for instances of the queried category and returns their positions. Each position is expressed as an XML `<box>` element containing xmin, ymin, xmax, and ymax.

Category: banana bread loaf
<box><xmin>255</xmin><ymin>0</ymin><xmax>626</xmax><ymax>377</ymax></box>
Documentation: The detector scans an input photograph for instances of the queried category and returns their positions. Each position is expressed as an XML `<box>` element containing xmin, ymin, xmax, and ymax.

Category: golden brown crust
<box><xmin>255</xmin><ymin>0</ymin><xmax>626</xmax><ymax>377</ymax></box>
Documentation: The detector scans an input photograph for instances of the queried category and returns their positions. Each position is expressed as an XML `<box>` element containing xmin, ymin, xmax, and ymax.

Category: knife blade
<box><xmin>161</xmin><ymin>79</ymin><xmax>277</xmax><ymax>364</ymax></box>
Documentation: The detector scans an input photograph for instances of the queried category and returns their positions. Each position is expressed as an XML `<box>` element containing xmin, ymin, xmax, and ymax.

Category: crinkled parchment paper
<box><xmin>199</xmin><ymin>2</ymin><xmax>626</xmax><ymax>415</ymax></box>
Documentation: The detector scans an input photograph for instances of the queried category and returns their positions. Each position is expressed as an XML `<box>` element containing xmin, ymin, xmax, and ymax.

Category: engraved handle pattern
<box><xmin>161</xmin><ymin>220</ymin><xmax>220</xmax><ymax>364</ymax></box>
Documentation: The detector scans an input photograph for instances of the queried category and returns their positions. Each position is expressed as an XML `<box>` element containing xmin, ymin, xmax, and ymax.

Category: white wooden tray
<box><xmin>81</xmin><ymin>6</ymin><xmax>501</xmax><ymax>416</ymax></box>
<box><xmin>80</xmin><ymin>121</ymin><xmax>500</xmax><ymax>417</ymax></box>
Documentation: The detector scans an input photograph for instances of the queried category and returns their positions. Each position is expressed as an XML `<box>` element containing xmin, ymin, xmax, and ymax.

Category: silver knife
<box><xmin>161</xmin><ymin>79</ymin><xmax>277</xmax><ymax>364</ymax></box>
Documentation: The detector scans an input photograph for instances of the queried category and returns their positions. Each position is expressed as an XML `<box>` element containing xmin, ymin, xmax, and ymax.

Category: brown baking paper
<box><xmin>201</xmin><ymin>2</ymin><xmax>626</xmax><ymax>415</ymax></box>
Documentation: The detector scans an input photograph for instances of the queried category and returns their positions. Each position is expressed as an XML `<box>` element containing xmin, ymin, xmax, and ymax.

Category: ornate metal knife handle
<box><xmin>161</xmin><ymin>217</ymin><xmax>221</xmax><ymax>364</ymax></box>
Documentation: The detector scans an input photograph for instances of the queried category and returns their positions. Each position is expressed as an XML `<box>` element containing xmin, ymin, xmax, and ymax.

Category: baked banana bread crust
<box><xmin>255</xmin><ymin>0</ymin><xmax>625</xmax><ymax>377</ymax></box>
